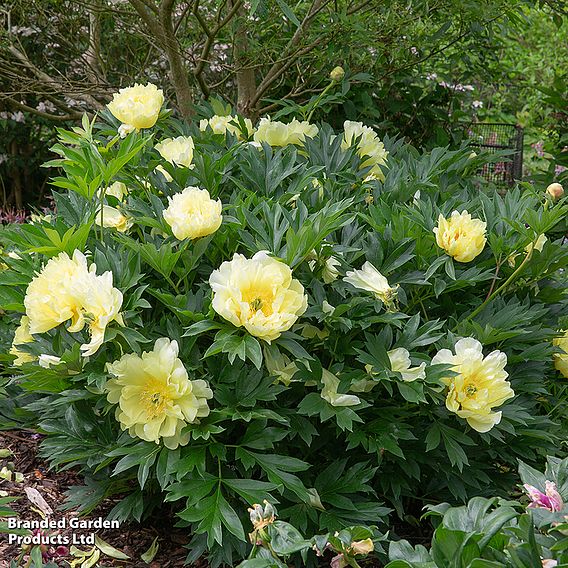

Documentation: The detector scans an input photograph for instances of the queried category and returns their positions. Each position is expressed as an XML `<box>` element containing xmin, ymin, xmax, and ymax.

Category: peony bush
<box><xmin>1</xmin><ymin>84</ymin><xmax>567</xmax><ymax>566</ymax></box>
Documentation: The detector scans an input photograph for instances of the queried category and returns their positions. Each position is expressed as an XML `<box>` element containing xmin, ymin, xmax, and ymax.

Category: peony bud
<box><xmin>330</xmin><ymin>66</ymin><xmax>345</xmax><ymax>82</ymax></box>
<box><xmin>163</xmin><ymin>187</ymin><xmax>222</xmax><ymax>240</ymax></box>
<box><xmin>546</xmin><ymin>182</ymin><xmax>564</xmax><ymax>201</ymax></box>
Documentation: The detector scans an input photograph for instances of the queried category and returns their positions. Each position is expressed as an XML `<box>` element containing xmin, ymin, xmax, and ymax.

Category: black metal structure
<box><xmin>467</xmin><ymin>123</ymin><xmax>524</xmax><ymax>187</ymax></box>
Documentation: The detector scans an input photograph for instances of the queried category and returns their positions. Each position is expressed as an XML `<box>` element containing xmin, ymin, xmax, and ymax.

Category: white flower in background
<box><xmin>38</xmin><ymin>355</ymin><xmax>62</xmax><ymax>368</ymax></box>
<box><xmin>308</xmin><ymin>250</ymin><xmax>341</xmax><ymax>284</ymax></box>
<box><xmin>163</xmin><ymin>187</ymin><xmax>222</xmax><ymax>240</ymax></box>
<box><xmin>264</xmin><ymin>347</ymin><xmax>299</xmax><ymax>386</ymax></box>
<box><xmin>344</xmin><ymin>262</ymin><xmax>398</xmax><ymax>306</ymax></box>
<box><xmin>352</xmin><ymin>348</ymin><xmax>426</xmax><ymax>392</ymax></box>
<box><xmin>389</xmin><ymin>348</ymin><xmax>427</xmax><ymax>381</ymax></box>
<box><xmin>200</xmin><ymin>115</ymin><xmax>254</xmax><ymax>139</ymax></box>
<box><xmin>342</xmin><ymin>121</ymin><xmax>388</xmax><ymax>180</ymax></box>
<box><xmin>321</xmin><ymin>368</ymin><xmax>361</xmax><ymax>406</ymax></box>
<box><xmin>118</xmin><ymin>124</ymin><xmax>135</xmax><ymax>138</ymax></box>
<box><xmin>9</xmin><ymin>316</ymin><xmax>35</xmax><ymax>366</ymax></box>
<box><xmin>95</xmin><ymin>205</ymin><xmax>132</xmax><ymax>233</ymax></box>
<box><xmin>253</xmin><ymin>117</ymin><xmax>318</xmax><ymax>147</ymax></box>
<box><xmin>155</xmin><ymin>136</ymin><xmax>194</xmax><ymax>168</ymax></box>
<box><xmin>105</xmin><ymin>181</ymin><xmax>128</xmax><ymax>201</ymax></box>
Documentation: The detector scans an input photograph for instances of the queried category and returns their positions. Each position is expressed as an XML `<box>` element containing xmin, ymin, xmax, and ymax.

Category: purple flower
<box><xmin>555</xmin><ymin>165</ymin><xmax>567</xmax><ymax>178</ymax></box>
<box><xmin>524</xmin><ymin>481</ymin><xmax>564</xmax><ymax>512</ymax></box>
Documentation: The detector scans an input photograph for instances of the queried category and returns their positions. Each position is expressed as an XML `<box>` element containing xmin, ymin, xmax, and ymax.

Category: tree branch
<box><xmin>1</xmin><ymin>96</ymin><xmax>83</xmax><ymax>122</ymax></box>
<box><xmin>250</xmin><ymin>0</ymin><xmax>327</xmax><ymax>107</ymax></box>
<box><xmin>192</xmin><ymin>0</ymin><xmax>243</xmax><ymax>98</ymax></box>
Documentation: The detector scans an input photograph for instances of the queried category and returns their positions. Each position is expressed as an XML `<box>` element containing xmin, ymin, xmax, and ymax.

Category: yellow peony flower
<box><xmin>155</xmin><ymin>136</ymin><xmax>194</xmax><ymax>168</ymax></box>
<box><xmin>25</xmin><ymin>251</ymin><xmax>90</xmax><ymax>334</ymax></box>
<box><xmin>163</xmin><ymin>187</ymin><xmax>222</xmax><ymax>240</ymax></box>
<box><xmin>10</xmin><ymin>316</ymin><xmax>35</xmax><ymax>366</ymax></box>
<box><xmin>105</xmin><ymin>338</ymin><xmax>213</xmax><ymax>449</ymax></box>
<box><xmin>553</xmin><ymin>331</ymin><xmax>568</xmax><ymax>378</ymax></box>
<box><xmin>200</xmin><ymin>115</ymin><xmax>254</xmax><ymax>139</ymax></box>
<box><xmin>107</xmin><ymin>83</ymin><xmax>164</xmax><ymax>131</ymax></box>
<box><xmin>432</xmin><ymin>338</ymin><xmax>514</xmax><ymax>433</ymax></box>
<box><xmin>95</xmin><ymin>205</ymin><xmax>131</xmax><ymax>233</ymax></box>
<box><xmin>321</xmin><ymin>368</ymin><xmax>361</xmax><ymax>407</ymax></box>
<box><xmin>24</xmin><ymin>250</ymin><xmax>123</xmax><ymax>356</ymax></box>
<box><xmin>342</xmin><ymin>121</ymin><xmax>389</xmax><ymax>181</ymax></box>
<box><xmin>344</xmin><ymin>261</ymin><xmax>398</xmax><ymax>306</ymax></box>
<box><xmin>75</xmin><ymin>269</ymin><xmax>125</xmax><ymax>356</ymax></box>
<box><xmin>434</xmin><ymin>210</ymin><xmax>487</xmax><ymax>262</ymax></box>
<box><xmin>286</xmin><ymin>118</ymin><xmax>319</xmax><ymax>145</ymax></box>
<box><xmin>253</xmin><ymin>117</ymin><xmax>318</xmax><ymax>147</ymax></box>
<box><xmin>209</xmin><ymin>251</ymin><xmax>307</xmax><ymax>342</ymax></box>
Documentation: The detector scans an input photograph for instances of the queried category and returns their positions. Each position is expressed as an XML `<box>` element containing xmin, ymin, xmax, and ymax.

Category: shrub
<box><xmin>1</xmin><ymin>93</ymin><xmax>567</xmax><ymax>566</ymax></box>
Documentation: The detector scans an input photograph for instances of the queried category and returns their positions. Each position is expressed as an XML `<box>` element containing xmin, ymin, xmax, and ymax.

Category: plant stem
<box><xmin>306</xmin><ymin>80</ymin><xmax>333</xmax><ymax>122</ymax></box>
<box><xmin>465</xmin><ymin>243</ymin><xmax>535</xmax><ymax>322</ymax></box>
<box><xmin>484</xmin><ymin>255</ymin><xmax>503</xmax><ymax>301</ymax></box>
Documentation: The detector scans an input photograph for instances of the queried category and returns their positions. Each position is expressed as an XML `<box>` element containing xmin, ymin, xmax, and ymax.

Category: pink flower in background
<box><xmin>542</xmin><ymin>560</ymin><xmax>558</xmax><ymax>568</ymax></box>
<box><xmin>524</xmin><ymin>481</ymin><xmax>563</xmax><ymax>512</ymax></box>
<box><xmin>0</xmin><ymin>207</ymin><xmax>27</xmax><ymax>224</ymax></box>
<box><xmin>531</xmin><ymin>141</ymin><xmax>545</xmax><ymax>158</ymax></box>
<box><xmin>472</xmin><ymin>100</ymin><xmax>483</xmax><ymax>109</ymax></box>
<box><xmin>555</xmin><ymin>165</ymin><xmax>567</xmax><ymax>178</ymax></box>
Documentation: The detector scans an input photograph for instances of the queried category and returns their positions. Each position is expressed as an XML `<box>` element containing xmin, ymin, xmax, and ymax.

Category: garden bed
<box><xmin>0</xmin><ymin>431</ymin><xmax>193</xmax><ymax>568</ymax></box>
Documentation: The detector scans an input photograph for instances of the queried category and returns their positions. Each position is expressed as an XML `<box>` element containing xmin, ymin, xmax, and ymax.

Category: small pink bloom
<box><xmin>331</xmin><ymin>554</ymin><xmax>348</xmax><ymax>568</ymax></box>
<box><xmin>524</xmin><ymin>481</ymin><xmax>564</xmax><ymax>512</ymax></box>
<box><xmin>542</xmin><ymin>559</ymin><xmax>558</xmax><ymax>568</ymax></box>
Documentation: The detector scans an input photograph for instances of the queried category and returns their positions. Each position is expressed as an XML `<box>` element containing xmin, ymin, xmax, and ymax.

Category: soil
<box><xmin>0</xmin><ymin>430</ymin><xmax>198</xmax><ymax>568</ymax></box>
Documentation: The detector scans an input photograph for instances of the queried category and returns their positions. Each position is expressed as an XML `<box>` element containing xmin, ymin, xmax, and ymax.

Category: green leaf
<box><xmin>95</xmin><ymin>536</ymin><xmax>130</xmax><ymax>560</ymax></box>
<box><xmin>141</xmin><ymin>536</ymin><xmax>159</xmax><ymax>563</ymax></box>
<box><xmin>267</xmin><ymin>521</ymin><xmax>310</xmax><ymax>554</ymax></box>
<box><xmin>274</xmin><ymin>0</ymin><xmax>300</xmax><ymax>26</ymax></box>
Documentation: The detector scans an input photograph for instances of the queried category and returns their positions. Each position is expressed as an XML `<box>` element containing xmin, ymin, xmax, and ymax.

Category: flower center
<box><xmin>141</xmin><ymin>386</ymin><xmax>170</xmax><ymax>418</ymax></box>
<box><xmin>242</xmin><ymin>286</ymin><xmax>275</xmax><ymax>316</ymax></box>
<box><xmin>465</xmin><ymin>384</ymin><xmax>478</xmax><ymax>397</ymax></box>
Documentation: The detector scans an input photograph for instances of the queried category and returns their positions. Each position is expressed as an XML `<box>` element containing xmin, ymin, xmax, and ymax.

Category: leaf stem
<box><xmin>465</xmin><ymin>242</ymin><xmax>535</xmax><ymax>322</ymax></box>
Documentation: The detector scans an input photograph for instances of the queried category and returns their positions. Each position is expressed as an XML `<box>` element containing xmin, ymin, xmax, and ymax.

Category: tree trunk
<box><xmin>232</xmin><ymin>7</ymin><xmax>257</xmax><ymax>119</ymax></box>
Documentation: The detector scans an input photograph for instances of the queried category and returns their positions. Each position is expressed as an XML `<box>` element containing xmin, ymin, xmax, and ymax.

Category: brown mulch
<box><xmin>0</xmin><ymin>431</ymin><xmax>199</xmax><ymax>568</ymax></box>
